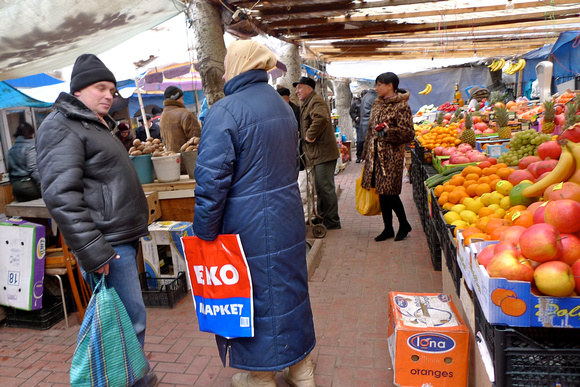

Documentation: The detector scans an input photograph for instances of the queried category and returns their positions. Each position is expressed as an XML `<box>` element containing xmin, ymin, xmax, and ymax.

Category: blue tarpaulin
<box><xmin>0</xmin><ymin>81</ymin><xmax>51</xmax><ymax>109</ymax></box>
<box><xmin>521</xmin><ymin>31</ymin><xmax>580</xmax><ymax>94</ymax></box>
<box><xmin>4</xmin><ymin>73</ymin><xmax>63</xmax><ymax>89</ymax></box>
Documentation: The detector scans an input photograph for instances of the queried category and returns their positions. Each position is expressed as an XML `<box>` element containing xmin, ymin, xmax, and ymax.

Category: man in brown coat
<box><xmin>159</xmin><ymin>86</ymin><xmax>201</xmax><ymax>152</ymax></box>
<box><xmin>293</xmin><ymin>76</ymin><xmax>341</xmax><ymax>230</ymax></box>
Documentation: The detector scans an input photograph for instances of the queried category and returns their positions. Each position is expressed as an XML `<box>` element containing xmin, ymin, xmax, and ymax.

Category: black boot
<box><xmin>395</xmin><ymin>223</ymin><xmax>412</xmax><ymax>241</ymax></box>
<box><xmin>376</xmin><ymin>194</ymin><xmax>394</xmax><ymax>242</ymax></box>
<box><xmin>375</xmin><ymin>228</ymin><xmax>394</xmax><ymax>241</ymax></box>
<box><xmin>390</xmin><ymin>194</ymin><xmax>412</xmax><ymax>241</ymax></box>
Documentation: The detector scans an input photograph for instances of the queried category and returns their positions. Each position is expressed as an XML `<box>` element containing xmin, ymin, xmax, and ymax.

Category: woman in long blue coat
<box><xmin>193</xmin><ymin>40</ymin><xmax>316</xmax><ymax>387</ymax></box>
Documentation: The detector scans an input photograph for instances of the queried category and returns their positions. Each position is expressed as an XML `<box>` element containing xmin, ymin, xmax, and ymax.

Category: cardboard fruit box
<box><xmin>455</xmin><ymin>229</ymin><xmax>475</xmax><ymax>292</ymax></box>
<box><xmin>141</xmin><ymin>221</ymin><xmax>193</xmax><ymax>287</ymax></box>
<box><xmin>387</xmin><ymin>292</ymin><xmax>469</xmax><ymax>387</ymax></box>
<box><xmin>469</xmin><ymin>240</ymin><xmax>580</xmax><ymax>328</ymax></box>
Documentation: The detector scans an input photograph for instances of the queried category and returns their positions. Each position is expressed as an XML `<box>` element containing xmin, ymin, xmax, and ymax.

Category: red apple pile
<box><xmin>511</xmin><ymin>140</ymin><xmax>563</xmax><ymax>184</ymax></box>
<box><xmin>435</xmin><ymin>144</ymin><xmax>489</xmax><ymax>167</ymax></box>
<box><xmin>478</xmin><ymin>191</ymin><xmax>580</xmax><ymax>297</ymax></box>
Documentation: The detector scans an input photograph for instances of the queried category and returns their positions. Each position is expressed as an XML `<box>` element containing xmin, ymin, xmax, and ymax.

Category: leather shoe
<box><xmin>356</xmin><ymin>159</ymin><xmax>361</xmax><ymax>163</ymax></box>
<box><xmin>325</xmin><ymin>223</ymin><xmax>341</xmax><ymax>230</ymax></box>
<box><xmin>395</xmin><ymin>223</ymin><xmax>412</xmax><ymax>241</ymax></box>
<box><xmin>147</xmin><ymin>371</ymin><xmax>158</xmax><ymax>387</ymax></box>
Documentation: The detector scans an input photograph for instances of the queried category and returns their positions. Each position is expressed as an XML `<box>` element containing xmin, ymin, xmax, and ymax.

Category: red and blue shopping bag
<box><xmin>181</xmin><ymin>235</ymin><xmax>254</xmax><ymax>338</ymax></box>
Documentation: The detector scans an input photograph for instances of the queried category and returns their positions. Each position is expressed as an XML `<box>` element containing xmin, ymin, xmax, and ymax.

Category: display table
<box><xmin>0</xmin><ymin>181</ymin><xmax>14</xmax><ymax>215</ymax></box>
<box><xmin>141</xmin><ymin>175</ymin><xmax>196</xmax><ymax>222</ymax></box>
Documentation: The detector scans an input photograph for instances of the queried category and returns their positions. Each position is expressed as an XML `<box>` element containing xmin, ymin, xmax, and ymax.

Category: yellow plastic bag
<box><xmin>356</xmin><ymin>171</ymin><xmax>381</xmax><ymax>216</ymax></box>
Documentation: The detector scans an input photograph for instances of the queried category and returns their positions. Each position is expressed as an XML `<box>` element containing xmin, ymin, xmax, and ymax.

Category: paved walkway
<box><xmin>0</xmin><ymin>160</ymin><xmax>442</xmax><ymax>387</ymax></box>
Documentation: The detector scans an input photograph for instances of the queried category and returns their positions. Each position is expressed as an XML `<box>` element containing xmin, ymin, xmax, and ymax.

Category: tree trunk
<box><xmin>186</xmin><ymin>1</ymin><xmax>226</xmax><ymax>106</ymax></box>
<box><xmin>276</xmin><ymin>42</ymin><xmax>301</xmax><ymax>105</ymax></box>
<box><xmin>332</xmin><ymin>78</ymin><xmax>353</xmax><ymax>142</ymax></box>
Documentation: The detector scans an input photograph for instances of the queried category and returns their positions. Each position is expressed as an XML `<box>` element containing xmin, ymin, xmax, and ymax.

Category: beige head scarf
<box><xmin>224</xmin><ymin>40</ymin><xmax>277</xmax><ymax>82</ymax></box>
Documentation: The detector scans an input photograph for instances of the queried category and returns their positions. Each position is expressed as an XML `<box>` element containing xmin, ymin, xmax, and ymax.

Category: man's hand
<box><xmin>305</xmin><ymin>136</ymin><xmax>316</xmax><ymax>143</ymax></box>
<box><xmin>95</xmin><ymin>255</ymin><xmax>120</xmax><ymax>275</ymax></box>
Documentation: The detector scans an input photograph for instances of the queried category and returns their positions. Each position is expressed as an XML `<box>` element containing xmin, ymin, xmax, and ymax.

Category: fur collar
<box><xmin>52</xmin><ymin>92</ymin><xmax>115</xmax><ymax>129</ymax></box>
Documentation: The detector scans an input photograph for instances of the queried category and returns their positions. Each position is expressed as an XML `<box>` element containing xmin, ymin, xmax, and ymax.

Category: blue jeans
<box><xmin>82</xmin><ymin>242</ymin><xmax>148</xmax><ymax>386</ymax></box>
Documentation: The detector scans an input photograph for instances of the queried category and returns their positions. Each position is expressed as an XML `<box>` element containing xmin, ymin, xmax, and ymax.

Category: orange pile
<box><xmin>434</xmin><ymin>164</ymin><xmax>515</xmax><ymax>210</ymax></box>
<box><xmin>417</xmin><ymin>122</ymin><xmax>461</xmax><ymax>150</ymax></box>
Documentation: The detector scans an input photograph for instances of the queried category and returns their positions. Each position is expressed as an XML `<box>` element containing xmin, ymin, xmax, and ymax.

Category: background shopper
<box><xmin>361</xmin><ymin>72</ymin><xmax>414</xmax><ymax>242</ymax></box>
<box><xmin>193</xmin><ymin>41</ymin><xmax>316</xmax><ymax>387</ymax></box>
<box><xmin>7</xmin><ymin>122</ymin><xmax>42</xmax><ymax>202</ymax></box>
<box><xmin>294</xmin><ymin>76</ymin><xmax>341</xmax><ymax>230</ymax></box>
<box><xmin>35</xmin><ymin>54</ymin><xmax>156</xmax><ymax>387</ymax></box>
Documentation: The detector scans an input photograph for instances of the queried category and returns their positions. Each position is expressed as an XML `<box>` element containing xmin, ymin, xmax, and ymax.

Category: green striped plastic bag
<box><xmin>70</xmin><ymin>275</ymin><xmax>150</xmax><ymax>386</ymax></box>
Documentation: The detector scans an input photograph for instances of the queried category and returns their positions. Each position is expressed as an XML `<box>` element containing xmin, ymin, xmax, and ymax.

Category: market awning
<box><xmin>0</xmin><ymin>82</ymin><xmax>52</xmax><ymax>109</ymax></box>
<box><xmin>0</xmin><ymin>0</ymin><xmax>182</xmax><ymax>81</ymax></box>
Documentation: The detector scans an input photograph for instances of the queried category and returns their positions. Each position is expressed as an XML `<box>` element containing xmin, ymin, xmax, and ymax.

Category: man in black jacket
<box><xmin>36</xmin><ymin>54</ymin><xmax>156</xmax><ymax>387</ymax></box>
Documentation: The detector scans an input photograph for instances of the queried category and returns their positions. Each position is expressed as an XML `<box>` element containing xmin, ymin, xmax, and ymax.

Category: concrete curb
<box><xmin>306</xmin><ymin>238</ymin><xmax>323</xmax><ymax>280</ymax></box>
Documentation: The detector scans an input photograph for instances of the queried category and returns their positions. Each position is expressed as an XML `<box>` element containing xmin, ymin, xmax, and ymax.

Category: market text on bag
<box><xmin>198</xmin><ymin>302</ymin><xmax>244</xmax><ymax>316</ymax></box>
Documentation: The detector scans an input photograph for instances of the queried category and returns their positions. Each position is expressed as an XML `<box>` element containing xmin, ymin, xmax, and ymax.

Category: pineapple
<box><xmin>450</xmin><ymin>108</ymin><xmax>463</xmax><ymax>123</ymax></box>
<box><xmin>542</xmin><ymin>101</ymin><xmax>556</xmax><ymax>134</ymax></box>
<box><xmin>489</xmin><ymin>91</ymin><xmax>505</xmax><ymax>107</ymax></box>
<box><xmin>495</xmin><ymin>107</ymin><xmax>510</xmax><ymax>139</ymax></box>
<box><xmin>564</xmin><ymin>100</ymin><xmax>579</xmax><ymax>130</ymax></box>
<box><xmin>460</xmin><ymin>112</ymin><xmax>476</xmax><ymax>147</ymax></box>
<box><xmin>436</xmin><ymin>111</ymin><xmax>444</xmax><ymax>126</ymax></box>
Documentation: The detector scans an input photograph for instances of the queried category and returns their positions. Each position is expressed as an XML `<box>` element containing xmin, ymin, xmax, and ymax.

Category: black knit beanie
<box><xmin>70</xmin><ymin>54</ymin><xmax>116</xmax><ymax>93</ymax></box>
<box><xmin>164</xmin><ymin>86</ymin><xmax>184</xmax><ymax>100</ymax></box>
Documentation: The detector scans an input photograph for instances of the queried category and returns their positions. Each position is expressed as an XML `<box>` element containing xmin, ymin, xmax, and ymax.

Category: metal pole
<box><xmin>134</xmin><ymin>77</ymin><xmax>151</xmax><ymax>139</ymax></box>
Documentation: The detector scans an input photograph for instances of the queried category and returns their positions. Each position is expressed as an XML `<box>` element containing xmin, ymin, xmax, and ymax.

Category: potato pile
<box><xmin>180</xmin><ymin>136</ymin><xmax>200</xmax><ymax>153</ymax></box>
<box><xmin>129</xmin><ymin>138</ymin><xmax>176</xmax><ymax>157</ymax></box>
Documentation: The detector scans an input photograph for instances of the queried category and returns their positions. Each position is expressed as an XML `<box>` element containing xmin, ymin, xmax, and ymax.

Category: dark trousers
<box><xmin>356</xmin><ymin>140</ymin><xmax>364</xmax><ymax>161</ymax></box>
<box><xmin>314</xmin><ymin>159</ymin><xmax>341</xmax><ymax>227</ymax></box>
<box><xmin>11</xmin><ymin>179</ymin><xmax>42</xmax><ymax>202</ymax></box>
<box><xmin>379</xmin><ymin>194</ymin><xmax>409</xmax><ymax>231</ymax></box>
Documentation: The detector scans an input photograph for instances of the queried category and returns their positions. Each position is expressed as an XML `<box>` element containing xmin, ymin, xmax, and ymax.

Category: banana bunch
<box><xmin>521</xmin><ymin>140</ymin><xmax>580</xmax><ymax>197</ymax></box>
<box><xmin>504</xmin><ymin>59</ymin><xmax>527</xmax><ymax>75</ymax></box>
<box><xmin>487</xmin><ymin>58</ymin><xmax>505</xmax><ymax>72</ymax></box>
<box><xmin>418</xmin><ymin>83</ymin><xmax>432</xmax><ymax>95</ymax></box>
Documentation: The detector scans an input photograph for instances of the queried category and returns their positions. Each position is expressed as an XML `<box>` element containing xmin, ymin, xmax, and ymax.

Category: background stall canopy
<box><xmin>139</xmin><ymin>62</ymin><xmax>202</xmax><ymax>92</ymax></box>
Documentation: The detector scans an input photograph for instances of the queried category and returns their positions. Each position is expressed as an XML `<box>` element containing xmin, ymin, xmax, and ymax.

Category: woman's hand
<box><xmin>374</xmin><ymin>122</ymin><xmax>389</xmax><ymax>138</ymax></box>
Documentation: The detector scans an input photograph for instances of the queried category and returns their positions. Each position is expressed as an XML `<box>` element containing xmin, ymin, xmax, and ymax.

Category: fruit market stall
<box><xmin>410</xmin><ymin>88</ymin><xmax>580</xmax><ymax>385</ymax></box>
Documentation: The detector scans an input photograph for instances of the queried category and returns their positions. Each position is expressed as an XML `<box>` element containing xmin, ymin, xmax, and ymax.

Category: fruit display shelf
<box><xmin>474</xmin><ymin>295</ymin><xmax>580</xmax><ymax>387</ymax></box>
<box><xmin>430</xmin><ymin>193</ymin><xmax>461</xmax><ymax>294</ymax></box>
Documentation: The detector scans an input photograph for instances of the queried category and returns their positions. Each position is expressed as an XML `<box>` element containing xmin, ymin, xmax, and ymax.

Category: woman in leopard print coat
<box><xmin>361</xmin><ymin>72</ymin><xmax>415</xmax><ymax>242</ymax></box>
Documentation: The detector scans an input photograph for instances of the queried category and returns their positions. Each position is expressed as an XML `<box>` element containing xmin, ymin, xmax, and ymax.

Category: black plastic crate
<box><xmin>474</xmin><ymin>296</ymin><xmax>580</xmax><ymax>387</ymax></box>
<box><xmin>5</xmin><ymin>295</ymin><xmax>68</xmax><ymax>330</ymax></box>
<box><xmin>442</xmin><ymin>224</ymin><xmax>461</xmax><ymax>296</ymax></box>
<box><xmin>426</xmin><ymin>218</ymin><xmax>442</xmax><ymax>271</ymax></box>
<box><xmin>140</xmin><ymin>271</ymin><xmax>188</xmax><ymax>308</ymax></box>
<box><xmin>413</xmin><ymin>138</ymin><xmax>432</xmax><ymax>165</ymax></box>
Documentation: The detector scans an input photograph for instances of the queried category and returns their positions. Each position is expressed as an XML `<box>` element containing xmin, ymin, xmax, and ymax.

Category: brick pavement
<box><xmin>0</xmin><ymin>160</ymin><xmax>442</xmax><ymax>386</ymax></box>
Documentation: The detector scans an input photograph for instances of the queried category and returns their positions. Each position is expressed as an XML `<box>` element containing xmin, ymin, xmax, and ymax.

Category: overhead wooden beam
<box><xmin>261</xmin><ymin>0</ymin><xmax>580</xmax><ymax>26</ymax></box>
<box><xmin>337</xmin><ymin>17</ymin><xmax>579</xmax><ymax>42</ymax></box>
<box><xmin>320</xmin><ymin>37</ymin><xmax>557</xmax><ymax>52</ymax></box>
<box><xmin>277</xmin><ymin>8</ymin><xmax>578</xmax><ymax>40</ymax></box>
<box><xmin>315</xmin><ymin>44</ymin><xmax>552</xmax><ymax>61</ymax></box>
<box><xmin>226</xmin><ymin>0</ymin><xmax>437</xmax><ymax>16</ymax></box>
